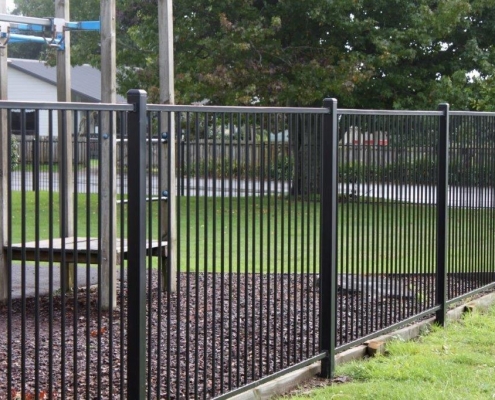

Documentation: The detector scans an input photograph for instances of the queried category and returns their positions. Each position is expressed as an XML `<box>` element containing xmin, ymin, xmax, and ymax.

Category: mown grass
<box><xmin>9</xmin><ymin>191</ymin><xmax>495</xmax><ymax>274</ymax></box>
<box><xmin>284</xmin><ymin>303</ymin><xmax>495</xmax><ymax>399</ymax></box>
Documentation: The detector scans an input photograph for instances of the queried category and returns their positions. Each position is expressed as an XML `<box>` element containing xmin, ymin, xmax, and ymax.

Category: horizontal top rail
<box><xmin>147</xmin><ymin>104</ymin><xmax>328</xmax><ymax>114</ymax></box>
<box><xmin>338</xmin><ymin>109</ymin><xmax>443</xmax><ymax>116</ymax></box>
<box><xmin>450</xmin><ymin>110</ymin><xmax>495</xmax><ymax>117</ymax></box>
<box><xmin>0</xmin><ymin>100</ymin><xmax>133</xmax><ymax>112</ymax></box>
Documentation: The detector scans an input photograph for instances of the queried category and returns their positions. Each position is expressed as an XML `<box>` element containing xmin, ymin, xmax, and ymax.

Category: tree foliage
<box><xmin>10</xmin><ymin>0</ymin><xmax>495</xmax><ymax>109</ymax></box>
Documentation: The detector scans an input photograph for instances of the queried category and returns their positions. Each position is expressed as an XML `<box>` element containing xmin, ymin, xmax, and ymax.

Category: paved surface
<box><xmin>9</xmin><ymin>264</ymin><xmax>100</xmax><ymax>299</ymax></box>
<box><xmin>339</xmin><ymin>183</ymin><xmax>495</xmax><ymax>208</ymax></box>
<box><xmin>11</xmin><ymin>171</ymin><xmax>291</xmax><ymax>197</ymax></box>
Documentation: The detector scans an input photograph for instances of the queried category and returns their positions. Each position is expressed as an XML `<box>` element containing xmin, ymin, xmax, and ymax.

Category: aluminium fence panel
<box><xmin>1</xmin><ymin>100</ymin><xmax>325</xmax><ymax>399</ymax></box>
<box><xmin>145</xmin><ymin>106</ymin><xmax>323</xmax><ymax>398</ymax></box>
<box><xmin>335</xmin><ymin>110</ymin><xmax>441</xmax><ymax>350</ymax></box>
<box><xmin>447</xmin><ymin>112</ymin><xmax>495</xmax><ymax>302</ymax></box>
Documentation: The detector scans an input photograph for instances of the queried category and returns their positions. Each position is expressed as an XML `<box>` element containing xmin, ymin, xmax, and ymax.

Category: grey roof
<box><xmin>7</xmin><ymin>58</ymin><xmax>126</xmax><ymax>103</ymax></box>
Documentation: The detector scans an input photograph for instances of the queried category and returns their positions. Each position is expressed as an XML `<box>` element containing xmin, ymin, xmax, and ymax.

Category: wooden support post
<box><xmin>0</xmin><ymin>0</ymin><xmax>8</xmax><ymax>303</ymax></box>
<box><xmin>158</xmin><ymin>0</ymin><xmax>176</xmax><ymax>292</ymax></box>
<box><xmin>55</xmin><ymin>0</ymin><xmax>74</xmax><ymax>293</ymax></box>
<box><xmin>100</xmin><ymin>0</ymin><xmax>117</xmax><ymax>310</ymax></box>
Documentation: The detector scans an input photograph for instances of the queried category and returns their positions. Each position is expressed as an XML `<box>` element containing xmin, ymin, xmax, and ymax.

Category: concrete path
<box><xmin>339</xmin><ymin>183</ymin><xmax>495</xmax><ymax>208</ymax></box>
<box><xmin>9</xmin><ymin>264</ymin><xmax>100</xmax><ymax>299</ymax></box>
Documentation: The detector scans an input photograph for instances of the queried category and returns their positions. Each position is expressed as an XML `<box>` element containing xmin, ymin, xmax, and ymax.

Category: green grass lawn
<box><xmin>284</xmin><ymin>303</ymin><xmax>495</xmax><ymax>399</ymax></box>
<box><xmin>9</xmin><ymin>191</ymin><xmax>495</xmax><ymax>274</ymax></box>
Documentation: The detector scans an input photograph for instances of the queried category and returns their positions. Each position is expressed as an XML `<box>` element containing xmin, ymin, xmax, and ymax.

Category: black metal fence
<box><xmin>1</xmin><ymin>95</ymin><xmax>495</xmax><ymax>399</ymax></box>
<box><xmin>0</xmin><ymin>94</ymin><xmax>325</xmax><ymax>399</ymax></box>
<box><xmin>322</xmin><ymin>104</ymin><xmax>495</xmax><ymax>366</ymax></box>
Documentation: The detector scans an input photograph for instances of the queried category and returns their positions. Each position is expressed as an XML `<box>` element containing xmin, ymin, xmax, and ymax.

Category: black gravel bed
<box><xmin>0</xmin><ymin>272</ymin><xmax>490</xmax><ymax>399</ymax></box>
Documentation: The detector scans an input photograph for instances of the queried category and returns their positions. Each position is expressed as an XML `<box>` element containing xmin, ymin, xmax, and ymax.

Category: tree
<box><xmin>14</xmin><ymin>0</ymin><xmax>495</xmax><ymax>110</ymax></box>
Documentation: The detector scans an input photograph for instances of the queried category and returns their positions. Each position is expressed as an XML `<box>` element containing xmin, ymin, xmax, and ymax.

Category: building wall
<box><xmin>8</xmin><ymin>67</ymin><xmax>59</xmax><ymax>136</ymax></box>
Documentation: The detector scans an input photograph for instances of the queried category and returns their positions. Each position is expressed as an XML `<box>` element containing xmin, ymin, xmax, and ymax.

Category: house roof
<box><xmin>7</xmin><ymin>58</ymin><xmax>126</xmax><ymax>103</ymax></box>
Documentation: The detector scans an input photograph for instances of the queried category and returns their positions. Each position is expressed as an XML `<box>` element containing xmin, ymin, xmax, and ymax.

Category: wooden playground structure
<box><xmin>0</xmin><ymin>0</ymin><xmax>177</xmax><ymax>310</ymax></box>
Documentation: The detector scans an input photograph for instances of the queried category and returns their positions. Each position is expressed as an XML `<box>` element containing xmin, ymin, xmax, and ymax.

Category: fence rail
<box><xmin>1</xmin><ymin>97</ymin><xmax>495</xmax><ymax>399</ymax></box>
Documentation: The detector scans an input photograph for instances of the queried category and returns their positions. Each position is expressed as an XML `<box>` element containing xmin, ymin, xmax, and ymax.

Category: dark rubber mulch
<box><xmin>0</xmin><ymin>271</ymin><xmax>489</xmax><ymax>399</ymax></box>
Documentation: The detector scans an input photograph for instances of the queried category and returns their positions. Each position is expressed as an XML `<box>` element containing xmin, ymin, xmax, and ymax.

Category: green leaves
<box><xmin>12</xmin><ymin>0</ymin><xmax>495</xmax><ymax>110</ymax></box>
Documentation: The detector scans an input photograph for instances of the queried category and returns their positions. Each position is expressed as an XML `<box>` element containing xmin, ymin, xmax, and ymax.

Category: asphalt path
<box><xmin>13</xmin><ymin>171</ymin><xmax>494</xmax><ymax>206</ymax></box>
<box><xmin>10</xmin><ymin>264</ymin><xmax>101</xmax><ymax>300</ymax></box>
<box><xmin>340</xmin><ymin>183</ymin><xmax>495</xmax><ymax>208</ymax></box>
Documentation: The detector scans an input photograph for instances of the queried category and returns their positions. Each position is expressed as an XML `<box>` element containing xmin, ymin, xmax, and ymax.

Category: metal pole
<box><xmin>0</xmin><ymin>0</ymin><xmax>8</xmax><ymax>304</ymax></box>
<box><xmin>436</xmin><ymin>103</ymin><xmax>449</xmax><ymax>326</ymax></box>
<box><xmin>127</xmin><ymin>89</ymin><xmax>147</xmax><ymax>399</ymax></box>
<box><xmin>320</xmin><ymin>98</ymin><xmax>338</xmax><ymax>378</ymax></box>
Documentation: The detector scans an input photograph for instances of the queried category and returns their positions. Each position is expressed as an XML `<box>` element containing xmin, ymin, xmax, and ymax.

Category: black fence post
<box><xmin>127</xmin><ymin>89</ymin><xmax>147</xmax><ymax>399</ymax></box>
<box><xmin>320</xmin><ymin>98</ymin><xmax>338</xmax><ymax>378</ymax></box>
<box><xmin>436</xmin><ymin>103</ymin><xmax>449</xmax><ymax>326</ymax></box>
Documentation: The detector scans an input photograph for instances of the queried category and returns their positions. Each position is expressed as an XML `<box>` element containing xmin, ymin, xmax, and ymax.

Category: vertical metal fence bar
<box><xmin>126</xmin><ymin>89</ymin><xmax>147</xmax><ymax>399</ymax></box>
<box><xmin>174</xmin><ymin>112</ymin><xmax>185</xmax><ymax>397</ymax></box>
<box><xmin>266</xmin><ymin>114</ymin><xmax>272</xmax><ymax>376</ymax></box>
<box><xmin>287</xmin><ymin>114</ymin><xmax>294</xmax><ymax>364</ymax></box>
<box><xmin>146</xmin><ymin>112</ymin><xmax>153</xmax><ymax>400</ymax></box>
<box><xmin>211</xmin><ymin>113</ymin><xmax>218</xmax><ymax>395</ymax></box>
<box><xmin>47</xmin><ymin>110</ymin><xmax>55</xmax><ymax>398</ymax></box>
<box><xmin>204</xmin><ymin>113</ymin><xmax>212</xmax><ymax>395</ymax></box>
<box><xmin>194</xmin><ymin>112</ymin><xmax>200</xmax><ymax>399</ymax></box>
<box><xmin>250</xmin><ymin>114</ymin><xmax>256</xmax><ymax>380</ymax></box>
<box><xmin>365</xmin><ymin>114</ymin><xmax>371</xmax><ymax>335</ymax></box>
<box><xmin>96</xmin><ymin>110</ymin><xmax>103</xmax><ymax>398</ymax></box>
<box><xmin>59</xmin><ymin>109</ymin><xmax>68</xmax><ymax>400</ymax></box>
<box><xmin>320</xmin><ymin>98</ymin><xmax>338</xmax><ymax>378</ymax></box>
<box><xmin>280</xmin><ymin>115</ymin><xmax>286</xmax><ymax>370</ymax></box>
<box><xmin>156</xmin><ymin>124</ymin><xmax>166</xmax><ymax>400</ymax></box>
<box><xmin>6</xmin><ymin>112</ymin><xmax>13</xmax><ymax>398</ymax></box>
<box><xmin>298</xmin><ymin>112</ymin><xmax>304</xmax><ymax>352</ymax></box>
<box><xmin>119</xmin><ymin>112</ymin><xmax>127</xmax><ymax>400</ymax></box>
<box><xmin>349</xmin><ymin>114</ymin><xmax>356</xmax><ymax>340</ymax></box>
<box><xmin>304</xmin><ymin>114</ymin><xmax>311</xmax><ymax>359</ymax></box>
<box><xmin>184</xmin><ymin>111</ymin><xmax>191</xmax><ymax>399</ymax></box>
<box><xmin>312</xmin><ymin>115</ymin><xmax>319</xmax><ymax>353</ymax></box>
<box><xmin>436</xmin><ymin>103</ymin><xmax>449</xmax><ymax>326</ymax></box>
<box><xmin>432</xmin><ymin>115</ymin><xmax>438</xmax><ymax>307</ymax></box>
<box><xmin>227</xmin><ymin>112</ymin><xmax>234</xmax><ymax>391</ymax></box>
<box><xmin>236</xmin><ymin>112</ymin><xmax>242</xmax><ymax>387</ymax></box>
<box><xmin>85</xmin><ymin>110</ymin><xmax>93</xmax><ymax>398</ymax></box>
<box><xmin>20</xmin><ymin>110</ymin><xmax>26</xmax><ymax>400</ymax></box>
<box><xmin>33</xmin><ymin>111</ymin><xmax>40</xmax><ymax>399</ymax></box>
<box><xmin>379</xmin><ymin>114</ymin><xmax>388</xmax><ymax>329</ymax></box>
<box><xmin>72</xmin><ymin>111</ymin><xmax>80</xmax><ymax>399</ymax></box>
<box><xmin>33</xmin><ymin>111</ymin><xmax>40</xmax><ymax>192</ymax></box>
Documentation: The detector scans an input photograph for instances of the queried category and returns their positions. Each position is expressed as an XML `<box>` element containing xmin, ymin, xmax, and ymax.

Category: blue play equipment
<box><xmin>0</xmin><ymin>13</ymin><xmax>100</xmax><ymax>49</ymax></box>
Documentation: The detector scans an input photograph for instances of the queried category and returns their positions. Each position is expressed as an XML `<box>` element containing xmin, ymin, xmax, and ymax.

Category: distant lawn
<box><xmin>8</xmin><ymin>191</ymin><xmax>495</xmax><ymax>274</ymax></box>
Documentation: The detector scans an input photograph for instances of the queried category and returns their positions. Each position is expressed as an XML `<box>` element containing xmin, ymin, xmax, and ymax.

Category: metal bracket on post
<box><xmin>126</xmin><ymin>89</ymin><xmax>147</xmax><ymax>400</ymax></box>
<box><xmin>320</xmin><ymin>98</ymin><xmax>339</xmax><ymax>378</ymax></box>
<box><xmin>0</xmin><ymin>22</ymin><xmax>9</xmax><ymax>48</ymax></box>
<box><xmin>49</xmin><ymin>18</ymin><xmax>65</xmax><ymax>50</ymax></box>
